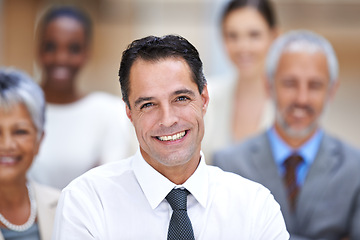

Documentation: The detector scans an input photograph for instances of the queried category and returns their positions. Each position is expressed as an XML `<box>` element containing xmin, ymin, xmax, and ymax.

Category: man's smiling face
<box><xmin>126</xmin><ymin>57</ymin><xmax>209</xmax><ymax>172</ymax></box>
<box><xmin>273</xmin><ymin>50</ymin><xmax>331</xmax><ymax>140</ymax></box>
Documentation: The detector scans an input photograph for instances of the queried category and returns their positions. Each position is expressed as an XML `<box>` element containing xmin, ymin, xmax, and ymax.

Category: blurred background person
<box><xmin>28</xmin><ymin>6</ymin><xmax>137</xmax><ymax>189</ymax></box>
<box><xmin>213</xmin><ymin>30</ymin><xmax>360</xmax><ymax>239</ymax></box>
<box><xmin>203</xmin><ymin>0</ymin><xmax>278</xmax><ymax>163</ymax></box>
<box><xmin>0</xmin><ymin>68</ymin><xmax>60</xmax><ymax>240</ymax></box>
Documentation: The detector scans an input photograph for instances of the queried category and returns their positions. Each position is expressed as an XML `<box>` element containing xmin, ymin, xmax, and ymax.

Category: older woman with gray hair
<box><xmin>0</xmin><ymin>68</ymin><xmax>60</xmax><ymax>240</ymax></box>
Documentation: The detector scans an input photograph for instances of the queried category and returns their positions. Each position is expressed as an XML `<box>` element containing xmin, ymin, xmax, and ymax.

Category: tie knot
<box><xmin>166</xmin><ymin>188</ymin><xmax>189</xmax><ymax>211</ymax></box>
<box><xmin>284</xmin><ymin>154</ymin><xmax>303</xmax><ymax>169</ymax></box>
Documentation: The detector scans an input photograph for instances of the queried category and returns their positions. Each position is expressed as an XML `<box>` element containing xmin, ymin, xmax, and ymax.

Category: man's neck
<box><xmin>140</xmin><ymin>149</ymin><xmax>201</xmax><ymax>185</ymax></box>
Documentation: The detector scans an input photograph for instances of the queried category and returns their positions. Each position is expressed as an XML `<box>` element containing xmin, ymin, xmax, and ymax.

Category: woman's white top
<box><xmin>28</xmin><ymin>92</ymin><xmax>138</xmax><ymax>189</ymax></box>
<box><xmin>203</xmin><ymin>75</ymin><xmax>274</xmax><ymax>164</ymax></box>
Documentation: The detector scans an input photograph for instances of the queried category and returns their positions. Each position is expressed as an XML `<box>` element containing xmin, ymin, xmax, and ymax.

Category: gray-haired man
<box><xmin>214</xmin><ymin>30</ymin><xmax>360</xmax><ymax>239</ymax></box>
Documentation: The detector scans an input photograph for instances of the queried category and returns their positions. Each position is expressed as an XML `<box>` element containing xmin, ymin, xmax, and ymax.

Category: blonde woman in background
<box><xmin>203</xmin><ymin>0</ymin><xmax>278</xmax><ymax>163</ymax></box>
<box><xmin>0</xmin><ymin>68</ymin><xmax>60</xmax><ymax>240</ymax></box>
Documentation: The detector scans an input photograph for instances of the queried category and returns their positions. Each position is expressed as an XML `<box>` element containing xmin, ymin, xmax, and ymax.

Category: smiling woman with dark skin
<box><xmin>37</xmin><ymin>8</ymin><xmax>90</xmax><ymax>104</ymax></box>
<box><xmin>28</xmin><ymin>6</ymin><xmax>137</xmax><ymax>189</ymax></box>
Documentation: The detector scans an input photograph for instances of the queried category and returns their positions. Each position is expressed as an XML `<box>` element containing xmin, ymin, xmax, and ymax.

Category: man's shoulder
<box><xmin>322</xmin><ymin>132</ymin><xmax>360</xmax><ymax>158</ymax></box>
<box><xmin>65</xmin><ymin>156</ymin><xmax>134</xmax><ymax>191</ymax></box>
<box><xmin>314</xmin><ymin>133</ymin><xmax>360</xmax><ymax>182</ymax></box>
<box><xmin>208</xmin><ymin>164</ymin><xmax>272</xmax><ymax>197</ymax></box>
<box><xmin>210</xmin><ymin>165</ymin><xmax>258</xmax><ymax>181</ymax></box>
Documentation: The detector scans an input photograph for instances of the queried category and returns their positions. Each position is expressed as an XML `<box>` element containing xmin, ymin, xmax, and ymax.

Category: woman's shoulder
<box><xmin>31</xmin><ymin>181</ymin><xmax>61</xmax><ymax>199</ymax></box>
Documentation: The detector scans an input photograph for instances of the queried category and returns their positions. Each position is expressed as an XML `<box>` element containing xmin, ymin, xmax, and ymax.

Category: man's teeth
<box><xmin>158</xmin><ymin>131</ymin><xmax>186</xmax><ymax>141</ymax></box>
<box><xmin>0</xmin><ymin>157</ymin><xmax>16</xmax><ymax>164</ymax></box>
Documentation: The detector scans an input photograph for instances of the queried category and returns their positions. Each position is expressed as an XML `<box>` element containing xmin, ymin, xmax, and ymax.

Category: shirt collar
<box><xmin>182</xmin><ymin>151</ymin><xmax>208</xmax><ymax>208</ymax></box>
<box><xmin>133</xmin><ymin>149</ymin><xmax>208</xmax><ymax>210</ymax></box>
<box><xmin>267</xmin><ymin>127</ymin><xmax>323</xmax><ymax>166</ymax></box>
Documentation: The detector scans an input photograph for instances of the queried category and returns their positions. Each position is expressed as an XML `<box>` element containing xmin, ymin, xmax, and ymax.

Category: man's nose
<box><xmin>295</xmin><ymin>84</ymin><xmax>309</xmax><ymax>105</ymax></box>
<box><xmin>159</xmin><ymin>104</ymin><xmax>179</xmax><ymax>128</ymax></box>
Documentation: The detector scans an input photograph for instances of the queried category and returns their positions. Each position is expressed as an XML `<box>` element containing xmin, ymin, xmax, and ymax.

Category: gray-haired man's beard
<box><xmin>275</xmin><ymin>103</ymin><xmax>319</xmax><ymax>139</ymax></box>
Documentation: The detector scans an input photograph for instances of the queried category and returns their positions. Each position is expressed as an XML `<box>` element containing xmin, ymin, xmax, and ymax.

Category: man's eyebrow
<box><xmin>173</xmin><ymin>89</ymin><xmax>196</xmax><ymax>97</ymax></box>
<box><xmin>133</xmin><ymin>89</ymin><xmax>196</xmax><ymax>108</ymax></box>
<box><xmin>134</xmin><ymin>97</ymin><xmax>154</xmax><ymax>108</ymax></box>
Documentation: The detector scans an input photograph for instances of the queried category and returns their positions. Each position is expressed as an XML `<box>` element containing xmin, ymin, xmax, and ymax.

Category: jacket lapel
<box><xmin>296</xmin><ymin>134</ymin><xmax>341</xmax><ymax>229</ymax></box>
<box><xmin>33</xmin><ymin>182</ymin><xmax>60</xmax><ymax>240</ymax></box>
<box><xmin>249</xmin><ymin>133</ymin><xmax>296</xmax><ymax>230</ymax></box>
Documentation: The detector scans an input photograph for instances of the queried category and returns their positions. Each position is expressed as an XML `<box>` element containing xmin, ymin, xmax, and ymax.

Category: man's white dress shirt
<box><xmin>52</xmin><ymin>150</ymin><xmax>289</xmax><ymax>240</ymax></box>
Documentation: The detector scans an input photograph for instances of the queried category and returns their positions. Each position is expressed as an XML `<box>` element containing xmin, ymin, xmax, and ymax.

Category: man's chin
<box><xmin>283</xmin><ymin>124</ymin><xmax>317</xmax><ymax>139</ymax></box>
<box><xmin>276</xmin><ymin>113</ymin><xmax>318</xmax><ymax>139</ymax></box>
<box><xmin>157</xmin><ymin>151</ymin><xmax>193</xmax><ymax>167</ymax></box>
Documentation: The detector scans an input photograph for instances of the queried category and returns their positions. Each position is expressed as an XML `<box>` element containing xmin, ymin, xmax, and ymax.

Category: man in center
<box><xmin>52</xmin><ymin>35</ymin><xmax>288</xmax><ymax>239</ymax></box>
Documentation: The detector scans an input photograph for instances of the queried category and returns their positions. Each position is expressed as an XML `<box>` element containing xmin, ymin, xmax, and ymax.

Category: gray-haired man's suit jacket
<box><xmin>213</xmin><ymin>131</ymin><xmax>360</xmax><ymax>240</ymax></box>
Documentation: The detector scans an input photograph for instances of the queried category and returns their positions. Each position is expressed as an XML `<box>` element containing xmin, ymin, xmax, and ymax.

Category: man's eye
<box><xmin>309</xmin><ymin>82</ymin><xmax>324</xmax><ymax>90</ymax></box>
<box><xmin>176</xmin><ymin>96</ymin><xmax>189</xmax><ymax>102</ymax></box>
<box><xmin>140</xmin><ymin>102</ymin><xmax>154</xmax><ymax>109</ymax></box>
<box><xmin>282</xmin><ymin>79</ymin><xmax>297</xmax><ymax>88</ymax></box>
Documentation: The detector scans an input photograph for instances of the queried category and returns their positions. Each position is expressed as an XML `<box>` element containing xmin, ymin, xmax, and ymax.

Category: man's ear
<box><xmin>126</xmin><ymin>104</ymin><xmax>133</xmax><ymax>123</ymax></box>
<box><xmin>201</xmin><ymin>85</ymin><xmax>210</xmax><ymax>115</ymax></box>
